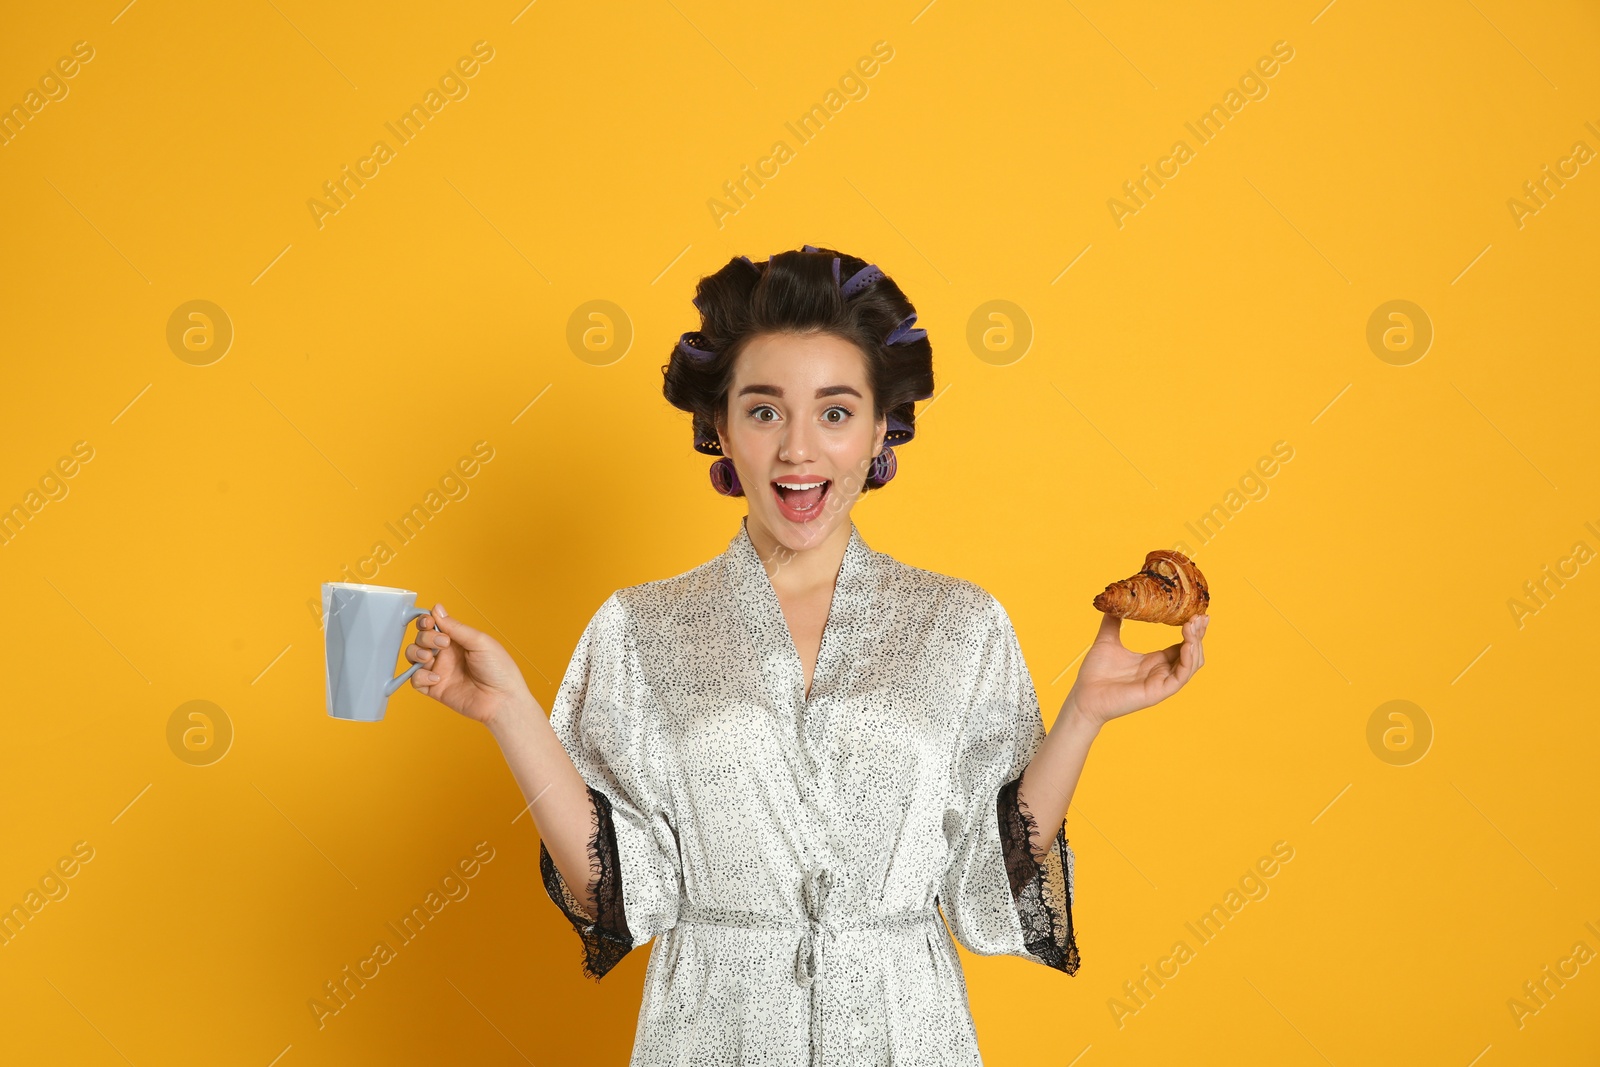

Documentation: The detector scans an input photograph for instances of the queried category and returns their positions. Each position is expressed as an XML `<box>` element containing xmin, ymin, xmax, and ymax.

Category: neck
<box><xmin>742</xmin><ymin>513</ymin><xmax>852</xmax><ymax>593</ymax></box>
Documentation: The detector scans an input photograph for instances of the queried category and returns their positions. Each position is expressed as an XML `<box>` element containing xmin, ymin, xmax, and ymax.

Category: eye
<box><xmin>822</xmin><ymin>405</ymin><xmax>852</xmax><ymax>424</ymax></box>
<box><xmin>747</xmin><ymin>404</ymin><xmax>779</xmax><ymax>422</ymax></box>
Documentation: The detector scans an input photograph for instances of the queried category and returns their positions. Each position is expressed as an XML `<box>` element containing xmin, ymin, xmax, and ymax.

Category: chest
<box><xmin>776</xmin><ymin>586</ymin><xmax>833</xmax><ymax>699</ymax></box>
<box><xmin>644</xmin><ymin>607</ymin><xmax>971</xmax><ymax>821</ymax></box>
<box><xmin>628</xmin><ymin>566</ymin><xmax>988</xmax><ymax>821</ymax></box>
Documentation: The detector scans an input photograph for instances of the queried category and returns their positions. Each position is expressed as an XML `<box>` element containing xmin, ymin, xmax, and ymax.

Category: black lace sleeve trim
<box><xmin>997</xmin><ymin>776</ymin><xmax>1081</xmax><ymax>976</ymax></box>
<box><xmin>538</xmin><ymin>784</ymin><xmax>634</xmax><ymax>981</ymax></box>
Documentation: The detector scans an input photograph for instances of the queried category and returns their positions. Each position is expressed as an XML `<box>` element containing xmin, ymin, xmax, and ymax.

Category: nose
<box><xmin>777</xmin><ymin>420</ymin><xmax>816</xmax><ymax>465</ymax></box>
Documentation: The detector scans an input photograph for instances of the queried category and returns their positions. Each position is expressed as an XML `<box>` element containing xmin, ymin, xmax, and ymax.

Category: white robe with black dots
<box><xmin>539</xmin><ymin>516</ymin><xmax>1078</xmax><ymax>1066</ymax></box>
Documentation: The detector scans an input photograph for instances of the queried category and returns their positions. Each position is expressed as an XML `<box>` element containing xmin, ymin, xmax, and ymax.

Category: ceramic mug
<box><xmin>323</xmin><ymin>582</ymin><xmax>433</xmax><ymax>722</ymax></box>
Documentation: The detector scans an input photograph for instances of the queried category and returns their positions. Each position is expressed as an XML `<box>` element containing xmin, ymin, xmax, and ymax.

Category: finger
<box><xmin>429</xmin><ymin>604</ymin><xmax>490</xmax><ymax>650</ymax></box>
<box><xmin>1181</xmin><ymin>624</ymin><xmax>1204</xmax><ymax>678</ymax></box>
<box><xmin>1095</xmin><ymin>611</ymin><xmax>1123</xmax><ymax>645</ymax></box>
<box><xmin>1165</xmin><ymin>631</ymin><xmax>1198</xmax><ymax>682</ymax></box>
<box><xmin>404</xmin><ymin>643</ymin><xmax>435</xmax><ymax>665</ymax></box>
<box><xmin>1154</xmin><ymin>640</ymin><xmax>1186</xmax><ymax>684</ymax></box>
<box><xmin>417</xmin><ymin>614</ymin><xmax>451</xmax><ymax>647</ymax></box>
<box><xmin>1149</xmin><ymin>641</ymin><xmax>1188</xmax><ymax>696</ymax></box>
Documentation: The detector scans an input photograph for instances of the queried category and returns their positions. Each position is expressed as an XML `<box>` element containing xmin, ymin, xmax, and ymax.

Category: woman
<box><xmin>404</xmin><ymin>246</ymin><xmax>1208</xmax><ymax>1065</ymax></box>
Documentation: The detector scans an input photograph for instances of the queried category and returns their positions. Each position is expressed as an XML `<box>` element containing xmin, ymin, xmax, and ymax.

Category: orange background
<box><xmin>2</xmin><ymin>1</ymin><xmax>1597</xmax><ymax>1064</ymax></box>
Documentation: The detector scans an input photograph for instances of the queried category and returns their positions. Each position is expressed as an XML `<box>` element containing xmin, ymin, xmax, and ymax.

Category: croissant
<box><xmin>1093</xmin><ymin>549</ymin><xmax>1210</xmax><ymax>625</ymax></box>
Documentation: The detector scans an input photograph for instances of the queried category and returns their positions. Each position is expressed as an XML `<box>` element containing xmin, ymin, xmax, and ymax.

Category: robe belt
<box><xmin>675</xmin><ymin>869</ymin><xmax>938</xmax><ymax>1067</ymax></box>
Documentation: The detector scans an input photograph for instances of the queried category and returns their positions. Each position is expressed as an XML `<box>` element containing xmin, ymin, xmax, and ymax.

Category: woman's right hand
<box><xmin>405</xmin><ymin>604</ymin><xmax>534</xmax><ymax>728</ymax></box>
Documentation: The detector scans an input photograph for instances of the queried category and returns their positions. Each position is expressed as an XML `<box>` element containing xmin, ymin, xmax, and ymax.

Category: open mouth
<box><xmin>771</xmin><ymin>478</ymin><xmax>830</xmax><ymax>522</ymax></box>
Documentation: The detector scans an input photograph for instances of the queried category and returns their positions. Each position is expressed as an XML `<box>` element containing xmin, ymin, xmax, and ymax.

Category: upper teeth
<box><xmin>776</xmin><ymin>480</ymin><xmax>825</xmax><ymax>490</ymax></box>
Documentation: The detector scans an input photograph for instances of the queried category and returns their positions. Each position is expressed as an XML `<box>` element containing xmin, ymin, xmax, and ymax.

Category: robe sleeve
<box><xmin>939</xmin><ymin>593</ymin><xmax>1080</xmax><ymax>976</ymax></box>
<box><xmin>539</xmin><ymin>591</ymin><xmax>682</xmax><ymax>980</ymax></box>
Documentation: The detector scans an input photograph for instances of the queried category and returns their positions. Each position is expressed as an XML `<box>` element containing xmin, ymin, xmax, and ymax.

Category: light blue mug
<box><xmin>323</xmin><ymin>582</ymin><xmax>433</xmax><ymax>722</ymax></box>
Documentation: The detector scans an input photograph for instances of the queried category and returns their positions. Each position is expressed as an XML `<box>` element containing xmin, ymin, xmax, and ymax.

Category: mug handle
<box><xmin>385</xmin><ymin>606</ymin><xmax>435</xmax><ymax>697</ymax></box>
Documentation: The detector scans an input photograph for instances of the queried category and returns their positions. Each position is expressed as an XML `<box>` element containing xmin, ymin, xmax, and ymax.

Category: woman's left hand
<box><xmin>1065</xmin><ymin>612</ymin><xmax>1209</xmax><ymax>728</ymax></box>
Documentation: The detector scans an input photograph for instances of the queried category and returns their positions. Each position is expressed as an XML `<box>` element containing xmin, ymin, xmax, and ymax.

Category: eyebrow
<box><xmin>736</xmin><ymin>384</ymin><xmax>863</xmax><ymax>399</ymax></box>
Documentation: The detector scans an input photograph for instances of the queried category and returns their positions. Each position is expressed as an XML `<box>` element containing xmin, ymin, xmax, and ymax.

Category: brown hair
<box><xmin>660</xmin><ymin>246</ymin><xmax>934</xmax><ymax>492</ymax></box>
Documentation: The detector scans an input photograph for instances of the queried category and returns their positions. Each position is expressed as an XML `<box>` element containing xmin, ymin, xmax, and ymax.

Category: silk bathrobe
<box><xmin>540</xmin><ymin>516</ymin><xmax>1079</xmax><ymax>1065</ymax></box>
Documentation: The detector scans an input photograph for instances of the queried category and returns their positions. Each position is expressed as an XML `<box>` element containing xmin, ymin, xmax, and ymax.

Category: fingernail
<box><xmin>437</xmin><ymin>604</ymin><xmax>448</xmax><ymax>618</ymax></box>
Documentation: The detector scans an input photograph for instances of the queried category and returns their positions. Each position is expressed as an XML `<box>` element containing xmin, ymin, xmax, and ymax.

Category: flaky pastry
<box><xmin>1093</xmin><ymin>549</ymin><xmax>1210</xmax><ymax>625</ymax></box>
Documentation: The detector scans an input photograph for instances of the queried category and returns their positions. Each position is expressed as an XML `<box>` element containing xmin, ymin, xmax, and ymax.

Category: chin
<box><xmin>771</xmin><ymin>514</ymin><xmax>842</xmax><ymax>552</ymax></box>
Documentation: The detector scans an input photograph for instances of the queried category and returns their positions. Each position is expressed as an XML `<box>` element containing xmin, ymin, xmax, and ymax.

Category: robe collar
<box><xmin>722</xmin><ymin>515</ymin><xmax>880</xmax><ymax>711</ymax></box>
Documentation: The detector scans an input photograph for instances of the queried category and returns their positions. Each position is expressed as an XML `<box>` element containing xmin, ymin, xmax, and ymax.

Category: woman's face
<box><xmin>715</xmin><ymin>330</ymin><xmax>887</xmax><ymax>556</ymax></box>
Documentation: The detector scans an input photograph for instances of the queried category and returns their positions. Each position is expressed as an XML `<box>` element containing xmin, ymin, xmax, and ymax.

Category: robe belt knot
<box><xmin>676</xmin><ymin>870</ymin><xmax>937</xmax><ymax>1064</ymax></box>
